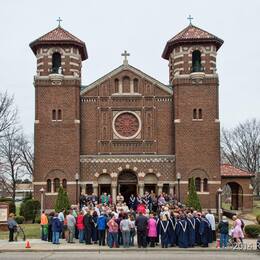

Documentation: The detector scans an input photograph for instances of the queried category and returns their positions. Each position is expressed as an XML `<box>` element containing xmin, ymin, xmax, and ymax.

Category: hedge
<box><xmin>0</xmin><ymin>198</ymin><xmax>16</xmax><ymax>214</ymax></box>
<box><xmin>15</xmin><ymin>216</ymin><xmax>25</xmax><ymax>224</ymax></box>
<box><xmin>244</xmin><ymin>224</ymin><xmax>260</xmax><ymax>238</ymax></box>
<box><xmin>20</xmin><ymin>199</ymin><xmax>41</xmax><ymax>223</ymax></box>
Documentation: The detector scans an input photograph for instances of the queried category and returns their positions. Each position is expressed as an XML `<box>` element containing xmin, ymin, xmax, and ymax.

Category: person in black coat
<box><xmin>83</xmin><ymin>210</ymin><xmax>93</xmax><ymax>244</ymax></box>
<box><xmin>187</xmin><ymin>213</ymin><xmax>196</xmax><ymax>247</ymax></box>
<box><xmin>135</xmin><ymin>212</ymin><xmax>148</xmax><ymax>248</ymax></box>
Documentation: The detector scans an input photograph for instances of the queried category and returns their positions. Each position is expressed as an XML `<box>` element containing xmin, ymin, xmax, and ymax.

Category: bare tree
<box><xmin>0</xmin><ymin>91</ymin><xmax>17</xmax><ymax>139</ymax></box>
<box><xmin>221</xmin><ymin>119</ymin><xmax>260</xmax><ymax>195</ymax></box>
<box><xmin>17</xmin><ymin>133</ymin><xmax>34</xmax><ymax>177</ymax></box>
<box><xmin>0</xmin><ymin>127</ymin><xmax>29</xmax><ymax>201</ymax></box>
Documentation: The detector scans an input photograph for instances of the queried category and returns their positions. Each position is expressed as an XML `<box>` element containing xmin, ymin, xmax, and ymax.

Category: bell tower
<box><xmin>162</xmin><ymin>22</ymin><xmax>223</xmax><ymax>209</ymax></box>
<box><xmin>30</xmin><ymin>24</ymin><xmax>88</xmax><ymax>208</ymax></box>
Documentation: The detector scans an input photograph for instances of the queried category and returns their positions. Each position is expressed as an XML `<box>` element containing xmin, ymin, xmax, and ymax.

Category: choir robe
<box><xmin>195</xmin><ymin>217</ymin><xmax>201</xmax><ymax>245</ymax></box>
<box><xmin>129</xmin><ymin>196</ymin><xmax>136</xmax><ymax>210</ymax></box>
<box><xmin>168</xmin><ymin>217</ymin><xmax>177</xmax><ymax>246</ymax></box>
<box><xmin>187</xmin><ymin>217</ymin><xmax>196</xmax><ymax>247</ymax></box>
<box><xmin>176</xmin><ymin>219</ymin><xmax>189</xmax><ymax>248</ymax></box>
<box><xmin>199</xmin><ymin>218</ymin><xmax>211</xmax><ymax>247</ymax></box>
<box><xmin>157</xmin><ymin>220</ymin><xmax>170</xmax><ymax>247</ymax></box>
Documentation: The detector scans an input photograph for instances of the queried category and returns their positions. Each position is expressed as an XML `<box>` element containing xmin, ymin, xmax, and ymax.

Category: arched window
<box><xmin>192</xmin><ymin>50</ymin><xmax>202</xmax><ymax>72</ymax></box>
<box><xmin>198</xmin><ymin>109</ymin><xmax>203</xmax><ymax>119</ymax></box>
<box><xmin>53</xmin><ymin>178</ymin><xmax>60</xmax><ymax>192</ymax></box>
<box><xmin>122</xmin><ymin>76</ymin><xmax>130</xmax><ymax>93</ymax></box>
<box><xmin>52</xmin><ymin>109</ymin><xmax>56</xmax><ymax>121</ymax></box>
<box><xmin>203</xmin><ymin>178</ymin><xmax>208</xmax><ymax>192</ymax></box>
<box><xmin>47</xmin><ymin>179</ymin><xmax>52</xmax><ymax>193</ymax></box>
<box><xmin>195</xmin><ymin>177</ymin><xmax>201</xmax><ymax>192</ymax></box>
<box><xmin>62</xmin><ymin>179</ymin><xmax>67</xmax><ymax>190</ymax></box>
<box><xmin>52</xmin><ymin>52</ymin><xmax>61</xmax><ymax>73</ymax></box>
<box><xmin>57</xmin><ymin>109</ymin><xmax>62</xmax><ymax>120</ymax></box>
<box><xmin>115</xmin><ymin>79</ymin><xmax>119</xmax><ymax>93</ymax></box>
<box><xmin>133</xmin><ymin>78</ymin><xmax>139</xmax><ymax>92</ymax></box>
<box><xmin>193</xmin><ymin>109</ymin><xmax>197</xmax><ymax>119</ymax></box>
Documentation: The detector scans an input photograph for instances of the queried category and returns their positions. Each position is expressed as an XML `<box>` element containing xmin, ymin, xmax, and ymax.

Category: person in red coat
<box><xmin>76</xmin><ymin>211</ymin><xmax>85</xmax><ymax>243</ymax></box>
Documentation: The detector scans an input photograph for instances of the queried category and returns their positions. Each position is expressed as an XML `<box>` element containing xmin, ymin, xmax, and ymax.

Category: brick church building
<box><xmin>30</xmin><ymin>22</ymin><xmax>253</xmax><ymax>211</ymax></box>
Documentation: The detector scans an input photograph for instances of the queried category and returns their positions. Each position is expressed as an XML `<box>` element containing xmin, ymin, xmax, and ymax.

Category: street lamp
<box><xmin>39</xmin><ymin>187</ymin><xmax>45</xmax><ymax>214</ymax></box>
<box><xmin>75</xmin><ymin>173</ymin><xmax>79</xmax><ymax>205</ymax></box>
<box><xmin>217</xmin><ymin>187</ymin><xmax>223</xmax><ymax>223</ymax></box>
<box><xmin>176</xmin><ymin>172</ymin><xmax>181</xmax><ymax>202</ymax></box>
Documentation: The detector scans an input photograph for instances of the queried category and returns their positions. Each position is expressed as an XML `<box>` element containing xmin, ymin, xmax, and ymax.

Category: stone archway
<box><xmin>118</xmin><ymin>170</ymin><xmax>138</xmax><ymax>202</ymax></box>
<box><xmin>222</xmin><ymin>182</ymin><xmax>243</xmax><ymax>210</ymax></box>
<box><xmin>144</xmin><ymin>173</ymin><xmax>158</xmax><ymax>194</ymax></box>
<box><xmin>98</xmin><ymin>174</ymin><xmax>112</xmax><ymax>196</ymax></box>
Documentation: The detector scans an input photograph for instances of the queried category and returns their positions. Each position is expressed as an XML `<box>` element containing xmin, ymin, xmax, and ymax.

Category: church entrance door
<box><xmin>99</xmin><ymin>184</ymin><xmax>111</xmax><ymax>196</ymax></box>
<box><xmin>118</xmin><ymin>170</ymin><xmax>138</xmax><ymax>204</ymax></box>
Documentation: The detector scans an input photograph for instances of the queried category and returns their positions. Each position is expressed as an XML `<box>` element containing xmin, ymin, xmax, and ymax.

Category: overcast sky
<box><xmin>0</xmin><ymin>0</ymin><xmax>259</xmax><ymax>136</ymax></box>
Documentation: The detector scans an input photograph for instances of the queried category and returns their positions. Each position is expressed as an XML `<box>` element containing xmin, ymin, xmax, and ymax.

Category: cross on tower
<box><xmin>187</xmin><ymin>15</ymin><xmax>194</xmax><ymax>25</ymax></box>
<box><xmin>121</xmin><ymin>50</ymin><xmax>130</xmax><ymax>65</ymax></box>
<box><xmin>57</xmin><ymin>17</ymin><xmax>63</xmax><ymax>27</ymax></box>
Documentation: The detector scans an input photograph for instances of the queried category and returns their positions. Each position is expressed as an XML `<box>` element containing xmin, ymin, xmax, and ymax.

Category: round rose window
<box><xmin>114</xmin><ymin>112</ymin><xmax>140</xmax><ymax>139</ymax></box>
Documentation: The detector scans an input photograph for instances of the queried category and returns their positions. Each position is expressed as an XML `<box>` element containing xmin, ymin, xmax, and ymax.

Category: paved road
<box><xmin>0</xmin><ymin>251</ymin><xmax>259</xmax><ymax>260</ymax></box>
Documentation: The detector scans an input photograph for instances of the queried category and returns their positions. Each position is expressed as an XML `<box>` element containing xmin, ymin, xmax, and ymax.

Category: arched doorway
<box><xmin>98</xmin><ymin>174</ymin><xmax>112</xmax><ymax>196</ymax></box>
<box><xmin>118</xmin><ymin>170</ymin><xmax>137</xmax><ymax>202</ymax></box>
<box><xmin>222</xmin><ymin>182</ymin><xmax>243</xmax><ymax>210</ymax></box>
<box><xmin>144</xmin><ymin>173</ymin><xmax>158</xmax><ymax>194</ymax></box>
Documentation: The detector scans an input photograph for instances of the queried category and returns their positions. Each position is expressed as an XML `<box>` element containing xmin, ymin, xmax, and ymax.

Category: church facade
<box><xmin>31</xmin><ymin>22</ymin><xmax>232</xmax><ymax>211</ymax></box>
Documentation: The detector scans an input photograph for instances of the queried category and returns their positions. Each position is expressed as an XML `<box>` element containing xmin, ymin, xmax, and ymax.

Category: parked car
<box><xmin>257</xmin><ymin>235</ymin><xmax>260</xmax><ymax>250</ymax></box>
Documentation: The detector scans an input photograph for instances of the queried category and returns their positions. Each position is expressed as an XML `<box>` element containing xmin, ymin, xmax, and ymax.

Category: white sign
<box><xmin>0</xmin><ymin>208</ymin><xmax>8</xmax><ymax>222</ymax></box>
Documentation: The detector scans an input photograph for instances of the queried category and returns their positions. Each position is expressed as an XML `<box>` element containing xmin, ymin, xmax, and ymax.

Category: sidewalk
<box><xmin>0</xmin><ymin>239</ymin><xmax>258</xmax><ymax>252</ymax></box>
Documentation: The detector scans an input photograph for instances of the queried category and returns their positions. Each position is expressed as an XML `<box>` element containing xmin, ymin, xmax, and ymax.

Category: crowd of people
<box><xmin>6</xmin><ymin>191</ymin><xmax>244</xmax><ymax>249</ymax></box>
<box><xmin>36</xmin><ymin>191</ymin><xmax>245</xmax><ymax>249</ymax></box>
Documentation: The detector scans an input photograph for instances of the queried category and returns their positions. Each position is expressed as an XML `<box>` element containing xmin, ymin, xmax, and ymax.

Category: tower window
<box><xmin>203</xmin><ymin>178</ymin><xmax>208</xmax><ymax>192</ymax></box>
<box><xmin>62</xmin><ymin>179</ymin><xmax>67</xmax><ymax>190</ymax></box>
<box><xmin>52</xmin><ymin>109</ymin><xmax>57</xmax><ymax>121</ymax></box>
<box><xmin>52</xmin><ymin>52</ymin><xmax>61</xmax><ymax>74</ymax></box>
<box><xmin>133</xmin><ymin>78</ymin><xmax>139</xmax><ymax>92</ymax></box>
<box><xmin>193</xmin><ymin>109</ymin><xmax>197</xmax><ymax>119</ymax></box>
<box><xmin>198</xmin><ymin>109</ymin><xmax>203</xmax><ymax>119</ymax></box>
<box><xmin>195</xmin><ymin>177</ymin><xmax>201</xmax><ymax>192</ymax></box>
<box><xmin>57</xmin><ymin>109</ymin><xmax>62</xmax><ymax>120</ymax></box>
<box><xmin>47</xmin><ymin>179</ymin><xmax>52</xmax><ymax>193</ymax></box>
<box><xmin>53</xmin><ymin>178</ymin><xmax>60</xmax><ymax>192</ymax></box>
<box><xmin>115</xmin><ymin>79</ymin><xmax>119</xmax><ymax>93</ymax></box>
<box><xmin>192</xmin><ymin>50</ymin><xmax>203</xmax><ymax>72</ymax></box>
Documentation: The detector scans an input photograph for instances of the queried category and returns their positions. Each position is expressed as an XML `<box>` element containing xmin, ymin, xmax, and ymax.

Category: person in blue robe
<box><xmin>157</xmin><ymin>215</ymin><xmax>170</xmax><ymax>248</ymax></box>
<box><xmin>168</xmin><ymin>213</ymin><xmax>177</xmax><ymax>247</ymax></box>
<box><xmin>194</xmin><ymin>212</ymin><xmax>202</xmax><ymax>246</ymax></box>
<box><xmin>199</xmin><ymin>215</ymin><xmax>211</xmax><ymax>247</ymax></box>
<box><xmin>176</xmin><ymin>216</ymin><xmax>189</xmax><ymax>248</ymax></box>
<box><xmin>187</xmin><ymin>213</ymin><xmax>196</xmax><ymax>247</ymax></box>
<box><xmin>128</xmin><ymin>194</ymin><xmax>136</xmax><ymax>210</ymax></box>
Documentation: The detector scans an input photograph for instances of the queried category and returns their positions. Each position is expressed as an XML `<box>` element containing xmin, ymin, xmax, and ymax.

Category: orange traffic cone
<box><xmin>216</xmin><ymin>239</ymin><xmax>220</xmax><ymax>249</ymax></box>
<box><xmin>25</xmin><ymin>240</ymin><xmax>31</xmax><ymax>248</ymax></box>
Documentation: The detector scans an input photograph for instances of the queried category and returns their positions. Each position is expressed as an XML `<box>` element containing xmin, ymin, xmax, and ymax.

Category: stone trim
<box><xmin>80</xmin><ymin>154</ymin><xmax>175</xmax><ymax>163</ymax></box>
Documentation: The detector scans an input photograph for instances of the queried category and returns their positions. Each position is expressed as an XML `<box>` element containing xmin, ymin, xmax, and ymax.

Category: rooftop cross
<box><xmin>57</xmin><ymin>17</ymin><xmax>63</xmax><ymax>27</ymax></box>
<box><xmin>187</xmin><ymin>15</ymin><xmax>194</xmax><ymax>25</ymax></box>
<box><xmin>121</xmin><ymin>50</ymin><xmax>130</xmax><ymax>65</ymax></box>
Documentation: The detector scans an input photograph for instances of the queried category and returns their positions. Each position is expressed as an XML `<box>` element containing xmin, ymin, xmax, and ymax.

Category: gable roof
<box><xmin>221</xmin><ymin>164</ymin><xmax>254</xmax><ymax>177</ymax></box>
<box><xmin>162</xmin><ymin>24</ymin><xmax>223</xmax><ymax>60</ymax></box>
<box><xmin>30</xmin><ymin>26</ymin><xmax>88</xmax><ymax>60</ymax></box>
<box><xmin>80</xmin><ymin>63</ymin><xmax>172</xmax><ymax>95</ymax></box>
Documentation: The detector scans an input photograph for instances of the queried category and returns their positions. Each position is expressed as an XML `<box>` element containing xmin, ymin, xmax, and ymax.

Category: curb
<box><xmin>0</xmin><ymin>248</ymin><xmax>258</xmax><ymax>253</ymax></box>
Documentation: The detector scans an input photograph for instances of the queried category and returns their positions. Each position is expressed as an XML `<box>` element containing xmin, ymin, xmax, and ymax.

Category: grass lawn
<box><xmin>0</xmin><ymin>224</ymin><xmax>40</xmax><ymax>240</ymax></box>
